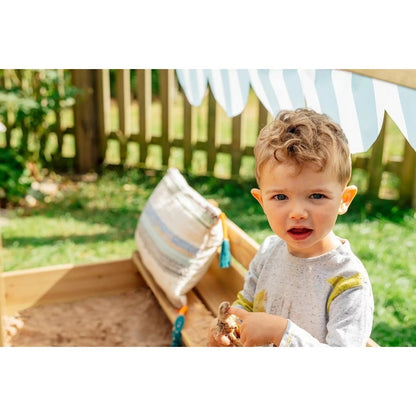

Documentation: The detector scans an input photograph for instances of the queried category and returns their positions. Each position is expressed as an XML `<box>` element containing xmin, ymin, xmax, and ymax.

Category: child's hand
<box><xmin>229</xmin><ymin>307</ymin><xmax>288</xmax><ymax>347</ymax></box>
<box><xmin>207</xmin><ymin>318</ymin><xmax>233</xmax><ymax>347</ymax></box>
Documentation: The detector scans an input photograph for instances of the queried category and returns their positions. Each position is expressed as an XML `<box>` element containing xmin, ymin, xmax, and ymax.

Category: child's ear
<box><xmin>338</xmin><ymin>185</ymin><xmax>357</xmax><ymax>215</ymax></box>
<box><xmin>251</xmin><ymin>188</ymin><xmax>264</xmax><ymax>208</ymax></box>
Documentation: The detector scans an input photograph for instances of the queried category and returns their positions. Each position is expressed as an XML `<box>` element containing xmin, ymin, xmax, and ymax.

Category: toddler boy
<box><xmin>209</xmin><ymin>108</ymin><xmax>374</xmax><ymax>347</ymax></box>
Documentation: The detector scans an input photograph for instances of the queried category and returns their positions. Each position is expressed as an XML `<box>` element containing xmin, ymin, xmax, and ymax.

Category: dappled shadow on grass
<box><xmin>4</xmin><ymin>231</ymin><xmax>132</xmax><ymax>247</ymax></box>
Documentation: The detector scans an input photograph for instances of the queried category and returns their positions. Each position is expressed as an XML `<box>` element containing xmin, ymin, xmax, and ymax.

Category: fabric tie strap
<box><xmin>219</xmin><ymin>212</ymin><xmax>231</xmax><ymax>268</ymax></box>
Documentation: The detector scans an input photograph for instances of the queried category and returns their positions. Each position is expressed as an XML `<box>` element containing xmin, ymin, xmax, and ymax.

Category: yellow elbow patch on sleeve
<box><xmin>253</xmin><ymin>289</ymin><xmax>267</xmax><ymax>312</ymax></box>
<box><xmin>232</xmin><ymin>291</ymin><xmax>253</xmax><ymax>312</ymax></box>
<box><xmin>326</xmin><ymin>273</ymin><xmax>363</xmax><ymax>313</ymax></box>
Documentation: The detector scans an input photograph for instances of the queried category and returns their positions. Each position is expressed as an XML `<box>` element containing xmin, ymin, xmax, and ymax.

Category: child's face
<box><xmin>251</xmin><ymin>160</ymin><xmax>357</xmax><ymax>258</ymax></box>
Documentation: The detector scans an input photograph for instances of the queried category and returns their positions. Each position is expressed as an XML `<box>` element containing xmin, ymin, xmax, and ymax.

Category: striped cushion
<box><xmin>135</xmin><ymin>168</ymin><xmax>223</xmax><ymax>308</ymax></box>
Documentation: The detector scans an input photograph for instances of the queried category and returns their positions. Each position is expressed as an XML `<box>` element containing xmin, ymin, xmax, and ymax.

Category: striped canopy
<box><xmin>176</xmin><ymin>69</ymin><xmax>416</xmax><ymax>154</ymax></box>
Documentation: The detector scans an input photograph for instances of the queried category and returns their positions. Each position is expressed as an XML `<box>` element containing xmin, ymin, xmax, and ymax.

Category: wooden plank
<box><xmin>71</xmin><ymin>70</ymin><xmax>100</xmax><ymax>173</ymax></box>
<box><xmin>96</xmin><ymin>69</ymin><xmax>111</xmax><ymax>164</ymax></box>
<box><xmin>226</xmin><ymin>218</ymin><xmax>259</xmax><ymax>270</ymax></box>
<box><xmin>2</xmin><ymin>258</ymin><xmax>143</xmax><ymax>315</ymax></box>
<box><xmin>258</xmin><ymin>99</ymin><xmax>269</xmax><ymax>131</ymax></box>
<box><xmin>352</xmin><ymin>155</ymin><xmax>369</xmax><ymax>171</ymax></box>
<box><xmin>132</xmin><ymin>251</ymin><xmax>213</xmax><ymax>347</ymax></box>
<box><xmin>116</xmin><ymin>69</ymin><xmax>131</xmax><ymax>164</ymax></box>
<box><xmin>384</xmin><ymin>156</ymin><xmax>402</xmax><ymax>176</ymax></box>
<box><xmin>231</xmin><ymin>114</ymin><xmax>243</xmax><ymax>177</ymax></box>
<box><xmin>399</xmin><ymin>140</ymin><xmax>416</xmax><ymax>207</ymax></box>
<box><xmin>367</xmin><ymin>113</ymin><xmax>387</xmax><ymax>198</ymax></box>
<box><xmin>183</xmin><ymin>93</ymin><xmax>195</xmax><ymax>170</ymax></box>
<box><xmin>54</xmin><ymin>69</ymin><xmax>65</xmax><ymax>159</ymax></box>
<box><xmin>207</xmin><ymin>88</ymin><xmax>218</xmax><ymax>174</ymax></box>
<box><xmin>137</xmin><ymin>69</ymin><xmax>152</xmax><ymax>165</ymax></box>
<box><xmin>347</xmin><ymin>69</ymin><xmax>416</xmax><ymax>90</ymax></box>
<box><xmin>160</xmin><ymin>69</ymin><xmax>175</xmax><ymax>167</ymax></box>
<box><xmin>195</xmin><ymin>253</ymin><xmax>245</xmax><ymax>315</ymax></box>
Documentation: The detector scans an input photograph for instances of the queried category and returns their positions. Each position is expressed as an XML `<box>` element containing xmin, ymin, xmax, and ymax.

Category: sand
<box><xmin>4</xmin><ymin>287</ymin><xmax>173</xmax><ymax>347</ymax></box>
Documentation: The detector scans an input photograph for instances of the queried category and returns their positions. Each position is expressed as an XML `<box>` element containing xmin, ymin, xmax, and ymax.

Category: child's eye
<box><xmin>274</xmin><ymin>194</ymin><xmax>287</xmax><ymax>201</ymax></box>
<box><xmin>310</xmin><ymin>193</ymin><xmax>326</xmax><ymax>200</ymax></box>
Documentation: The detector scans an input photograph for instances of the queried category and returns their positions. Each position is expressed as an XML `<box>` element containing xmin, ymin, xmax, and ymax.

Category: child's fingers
<box><xmin>208</xmin><ymin>327</ymin><xmax>232</xmax><ymax>347</ymax></box>
<box><xmin>229</xmin><ymin>307</ymin><xmax>250</xmax><ymax>320</ymax></box>
<box><xmin>219</xmin><ymin>334</ymin><xmax>231</xmax><ymax>346</ymax></box>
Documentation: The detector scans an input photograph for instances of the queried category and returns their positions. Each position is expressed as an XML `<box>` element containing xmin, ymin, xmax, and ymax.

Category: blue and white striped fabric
<box><xmin>176</xmin><ymin>69</ymin><xmax>416</xmax><ymax>154</ymax></box>
<box><xmin>135</xmin><ymin>167</ymin><xmax>223</xmax><ymax>308</ymax></box>
<box><xmin>176</xmin><ymin>69</ymin><xmax>207</xmax><ymax>107</ymax></box>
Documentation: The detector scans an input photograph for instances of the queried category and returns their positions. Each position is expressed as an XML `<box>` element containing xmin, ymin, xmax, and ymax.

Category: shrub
<box><xmin>0</xmin><ymin>147</ymin><xmax>33</xmax><ymax>207</ymax></box>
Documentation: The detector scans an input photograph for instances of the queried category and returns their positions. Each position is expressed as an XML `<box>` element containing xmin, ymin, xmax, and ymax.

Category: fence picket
<box><xmin>116</xmin><ymin>69</ymin><xmax>131</xmax><ymax>164</ymax></box>
<box><xmin>231</xmin><ymin>114</ymin><xmax>243</xmax><ymax>177</ymax></box>
<box><xmin>183</xmin><ymin>96</ymin><xmax>195</xmax><ymax>170</ymax></box>
<box><xmin>160</xmin><ymin>69</ymin><xmax>175</xmax><ymax>167</ymax></box>
<box><xmin>137</xmin><ymin>69</ymin><xmax>151</xmax><ymax>165</ymax></box>
<box><xmin>399</xmin><ymin>140</ymin><xmax>416</xmax><ymax>206</ymax></box>
<box><xmin>72</xmin><ymin>69</ymin><xmax>100</xmax><ymax>172</ymax></box>
<box><xmin>97</xmin><ymin>69</ymin><xmax>111</xmax><ymax>164</ymax></box>
<box><xmin>367</xmin><ymin>114</ymin><xmax>387</xmax><ymax>198</ymax></box>
<box><xmin>207</xmin><ymin>89</ymin><xmax>218</xmax><ymax>174</ymax></box>
<box><xmin>258</xmin><ymin>100</ymin><xmax>269</xmax><ymax>131</ymax></box>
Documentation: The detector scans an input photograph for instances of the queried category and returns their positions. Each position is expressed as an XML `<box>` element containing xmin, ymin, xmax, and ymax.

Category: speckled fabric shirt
<box><xmin>233</xmin><ymin>235</ymin><xmax>374</xmax><ymax>347</ymax></box>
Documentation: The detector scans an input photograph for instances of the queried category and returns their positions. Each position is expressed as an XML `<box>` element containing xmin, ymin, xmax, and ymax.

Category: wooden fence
<box><xmin>1</xmin><ymin>69</ymin><xmax>416</xmax><ymax>207</ymax></box>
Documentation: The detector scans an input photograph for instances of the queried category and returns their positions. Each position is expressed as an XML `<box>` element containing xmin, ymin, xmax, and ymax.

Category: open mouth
<box><xmin>287</xmin><ymin>227</ymin><xmax>313</xmax><ymax>240</ymax></box>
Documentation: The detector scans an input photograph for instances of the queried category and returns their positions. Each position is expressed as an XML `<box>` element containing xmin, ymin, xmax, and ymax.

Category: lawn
<box><xmin>1</xmin><ymin>167</ymin><xmax>415</xmax><ymax>347</ymax></box>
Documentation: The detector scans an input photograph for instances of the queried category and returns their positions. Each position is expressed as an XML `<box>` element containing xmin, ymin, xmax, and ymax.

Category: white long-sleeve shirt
<box><xmin>233</xmin><ymin>235</ymin><xmax>374</xmax><ymax>347</ymax></box>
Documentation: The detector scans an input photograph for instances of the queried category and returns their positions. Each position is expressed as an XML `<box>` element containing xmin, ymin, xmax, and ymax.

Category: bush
<box><xmin>0</xmin><ymin>147</ymin><xmax>33</xmax><ymax>207</ymax></box>
<box><xmin>0</xmin><ymin>69</ymin><xmax>80</xmax><ymax>164</ymax></box>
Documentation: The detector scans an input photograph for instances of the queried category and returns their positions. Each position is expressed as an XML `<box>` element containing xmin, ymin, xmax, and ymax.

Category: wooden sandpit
<box><xmin>1</xmin><ymin>258</ymin><xmax>172</xmax><ymax>347</ymax></box>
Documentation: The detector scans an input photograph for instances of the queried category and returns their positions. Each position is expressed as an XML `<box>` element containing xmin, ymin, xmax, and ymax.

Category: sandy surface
<box><xmin>4</xmin><ymin>287</ymin><xmax>173</xmax><ymax>347</ymax></box>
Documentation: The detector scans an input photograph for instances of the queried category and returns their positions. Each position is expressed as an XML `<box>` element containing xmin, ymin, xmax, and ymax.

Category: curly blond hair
<box><xmin>254</xmin><ymin>108</ymin><xmax>352</xmax><ymax>185</ymax></box>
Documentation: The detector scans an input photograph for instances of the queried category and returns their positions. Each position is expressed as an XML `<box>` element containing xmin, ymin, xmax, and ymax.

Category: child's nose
<box><xmin>289</xmin><ymin>202</ymin><xmax>308</xmax><ymax>220</ymax></box>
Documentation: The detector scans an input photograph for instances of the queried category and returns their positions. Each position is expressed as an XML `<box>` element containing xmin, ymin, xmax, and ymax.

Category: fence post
<box><xmin>367</xmin><ymin>112</ymin><xmax>387</xmax><ymax>198</ymax></box>
<box><xmin>231</xmin><ymin>114</ymin><xmax>243</xmax><ymax>178</ymax></box>
<box><xmin>72</xmin><ymin>69</ymin><xmax>101</xmax><ymax>173</ymax></box>
<box><xmin>116</xmin><ymin>69</ymin><xmax>131</xmax><ymax>164</ymax></box>
<box><xmin>207</xmin><ymin>89</ymin><xmax>218</xmax><ymax>174</ymax></box>
<box><xmin>54</xmin><ymin>69</ymin><xmax>66</xmax><ymax>161</ymax></box>
<box><xmin>96</xmin><ymin>69</ymin><xmax>111</xmax><ymax>165</ymax></box>
<box><xmin>399</xmin><ymin>140</ymin><xmax>416</xmax><ymax>208</ymax></box>
<box><xmin>258</xmin><ymin>100</ymin><xmax>269</xmax><ymax>131</ymax></box>
<box><xmin>183</xmin><ymin>94</ymin><xmax>195</xmax><ymax>171</ymax></box>
<box><xmin>137</xmin><ymin>69</ymin><xmax>152</xmax><ymax>165</ymax></box>
<box><xmin>160</xmin><ymin>69</ymin><xmax>175</xmax><ymax>167</ymax></box>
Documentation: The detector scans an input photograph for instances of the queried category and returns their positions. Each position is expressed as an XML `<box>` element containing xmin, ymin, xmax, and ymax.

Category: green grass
<box><xmin>334</xmin><ymin>197</ymin><xmax>416</xmax><ymax>347</ymax></box>
<box><xmin>1</xmin><ymin>167</ymin><xmax>415</xmax><ymax>347</ymax></box>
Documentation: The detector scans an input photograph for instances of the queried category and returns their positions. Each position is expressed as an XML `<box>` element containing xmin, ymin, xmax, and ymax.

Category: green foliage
<box><xmin>0</xmin><ymin>69</ymin><xmax>80</xmax><ymax>163</ymax></box>
<box><xmin>0</xmin><ymin>147</ymin><xmax>32</xmax><ymax>207</ymax></box>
